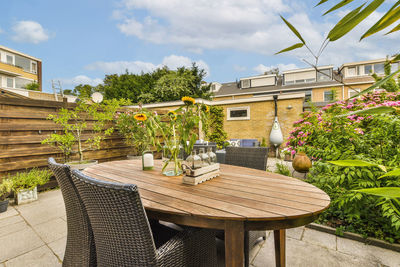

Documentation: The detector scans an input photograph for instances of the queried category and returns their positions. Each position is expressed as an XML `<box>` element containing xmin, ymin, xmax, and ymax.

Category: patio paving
<box><xmin>0</xmin><ymin>190</ymin><xmax>399</xmax><ymax>266</ymax></box>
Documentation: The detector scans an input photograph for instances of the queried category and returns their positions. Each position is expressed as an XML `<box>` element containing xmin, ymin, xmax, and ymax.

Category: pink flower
<box><xmin>291</xmin><ymin>150</ymin><xmax>296</xmax><ymax>155</ymax></box>
<box><xmin>355</xmin><ymin>128</ymin><xmax>364</xmax><ymax>135</ymax></box>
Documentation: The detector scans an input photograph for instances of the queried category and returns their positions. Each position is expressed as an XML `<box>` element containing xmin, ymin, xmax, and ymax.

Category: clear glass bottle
<box><xmin>198</xmin><ymin>148</ymin><xmax>210</xmax><ymax>167</ymax></box>
<box><xmin>186</xmin><ymin>151</ymin><xmax>202</xmax><ymax>169</ymax></box>
<box><xmin>207</xmin><ymin>147</ymin><xmax>217</xmax><ymax>164</ymax></box>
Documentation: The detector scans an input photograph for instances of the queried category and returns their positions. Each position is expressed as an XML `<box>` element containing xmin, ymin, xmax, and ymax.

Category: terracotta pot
<box><xmin>292</xmin><ymin>152</ymin><xmax>312</xmax><ymax>173</ymax></box>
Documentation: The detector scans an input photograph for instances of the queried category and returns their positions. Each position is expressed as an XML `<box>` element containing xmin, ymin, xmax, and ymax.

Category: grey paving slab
<box><xmin>0</xmin><ymin>220</ymin><xmax>28</xmax><ymax>238</ymax></box>
<box><xmin>47</xmin><ymin>236</ymin><xmax>66</xmax><ymax>261</ymax></box>
<box><xmin>0</xmin><ymin>227</ymin><xmax>44</xmax><ymax>262</ymax></box>
<box><xmin>15</xmin><ymin>199</ymin><xmax>65</xmax><ymax>226</ymax></box>
<box><xmin>302</xmin><ymin>227</ymin><xmax>337</xmax><ymax>250</ymax></box>
<box><xmin>0</xmin><ymin>206</ymin><xmax>18</xmax><ymax>221</ymax></box>
<box><xmin>253</xmin><ymin>234</ymin><xmax>375</xmax><ymax>267</ymax></box>
<box><xmin>5</xmin><ymin>245</ymin><xmax>61</xmax><ymax>267</ymax></box>
<box><xmin>286</xmin><ymin>226</ymin><xmax>305</xmax><ymax>240</ymax></box>
<box><xmin>32</xmin><ymin>217</ymin><xmax>67</xmax><ymax>244</ymax></box>
<box><xmin>0</xmin><ymin>214</ymin><xmax>23</xmax><ymax>228</ymax></box>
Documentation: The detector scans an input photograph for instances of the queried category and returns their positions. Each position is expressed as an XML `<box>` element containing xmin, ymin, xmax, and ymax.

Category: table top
<box><xmin>83</xmin><ymin>160</ymin><xmax>330</xmax><ymax>222</ymax></box>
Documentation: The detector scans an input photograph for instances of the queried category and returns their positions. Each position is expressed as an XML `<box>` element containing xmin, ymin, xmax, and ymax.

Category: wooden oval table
<box><xmin>83</xmin><ymin>160</ymin><xmax>330</xmax><ymax>267</ymax></box>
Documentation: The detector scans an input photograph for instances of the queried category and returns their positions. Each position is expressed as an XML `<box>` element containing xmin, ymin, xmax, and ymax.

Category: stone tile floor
<box><xmin>1</xmin><ymin>190</ymin><xmax>399</xmax><ymax>267</ymax></box>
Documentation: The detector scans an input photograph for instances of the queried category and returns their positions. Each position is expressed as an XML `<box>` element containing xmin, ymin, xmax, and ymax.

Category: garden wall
<box><xmin>0</xmin><ymin>96</ymin><xmax>149</xmax><ymax>181</ymax></box>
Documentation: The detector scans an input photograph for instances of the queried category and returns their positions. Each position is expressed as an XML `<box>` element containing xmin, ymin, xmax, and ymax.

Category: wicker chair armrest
<box><xmin>156</xmin><ymin>228</ymin><xmax>217</xmax><ymax>267</ymax></box>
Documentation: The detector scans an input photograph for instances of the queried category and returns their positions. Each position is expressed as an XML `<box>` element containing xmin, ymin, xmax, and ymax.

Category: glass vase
<box><xmin>162</xmin><ymin>159</ymin><xmax>183</xmax><ymax>176</ymax></box>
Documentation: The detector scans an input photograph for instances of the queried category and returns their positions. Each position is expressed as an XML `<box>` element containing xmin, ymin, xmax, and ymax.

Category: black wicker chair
<box><xmin>223</xmin><ymin>147</ymin><xmax>269</xmax><ymax>267</ymax></box>
<box><xmin>71</xmin><ymin>169</ymin><xmax>218</xmax><ymax>267</ymax></box>
<box><xmin>48</xmin><ymin>158</ymin><xmax>96</xmax><ymax>267</ymax></box>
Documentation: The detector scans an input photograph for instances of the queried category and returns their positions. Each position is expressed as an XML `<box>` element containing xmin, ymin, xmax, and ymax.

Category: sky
<box><xmin>1</xmin><ymin>0</ymin><xmax>399</xmax><ymax>93</ymax></box>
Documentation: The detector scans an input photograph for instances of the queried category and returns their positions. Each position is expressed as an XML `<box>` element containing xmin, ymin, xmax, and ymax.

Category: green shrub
<box><xmin>0</xmin><ymin>179</ymin><xmax>13</xmax><ymax>201</ymax></box>
<box><xmin>24</xmin><ymin>82</ymin><xmax>39</xmax><ymax>91</ymax></box>
<box><xmin>10</xmin><ymin>169</ymin><xmax>52</xmax><ymax>193</ymax></box>
<box><xmin>275</xmin><ymin>162</ymin><xmax>291</xmax><ymax>176</ymax></box>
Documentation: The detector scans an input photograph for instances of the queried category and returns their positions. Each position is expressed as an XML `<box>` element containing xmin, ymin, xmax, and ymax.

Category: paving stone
<box><xmin>0</xmin><ymin>228</ymin><xmax>44</xmax><ymax>262</ymax></box>
<box><xmin>16</xmin><ymin>199</ymin><xmax>65</xmax><ymax>226</ymax></box>
<box><xmin>5</xmin><ymin>245</ymin><xmax>61</xmax><ymax>267</ymax></box>
<box><xmin>0</xmin><ymin>220</ymin><xmax>28</xmax><ymax>238</ymax></box>
<box><xmin>253</xmin><ymin>235</ymin><xmax>376</xmax><ymax>267</ymax></box>
<box><xmin>33</xmin><ymin>217</ymin><xmax>67</xmax><ymax>244</ymax></box>
<box><xmin>47</xmin><ymin>236</ymin><xmax>66</xmax><ymax>261</ymax></box>
<box><xmin>0</xmin><ymin>214</ymin><xmax>23</xmax><ymax>228</ymax></box>
<box><xmin>337</xmin><ymin>237</ymin><xmax>400</xmax><ymax>267</ymax></box>
<box><xmin>0</xmin><ymin>206</ymin><xmax>18</xmax><ymax>220</ymax></box>
<box><xmin>302</xmin><ymin>227</ymin><xmax>337</xmax><ymax>250</ymax></box>
<box><xmin>286</xmin><ymin>226</ymin><xmax>305</xmax><ymax>240</ymax></box>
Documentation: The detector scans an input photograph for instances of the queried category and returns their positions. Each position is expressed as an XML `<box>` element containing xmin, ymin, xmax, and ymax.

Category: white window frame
<box><xmin>241</xmin><ymin>79</ymin><xmax>251</xmax><ymax>89</ymax></box>
<box><xmin>323</xmin><ymin>90</ymin><xmax>334</xmax><ymax>102</ymax></box>
<box><xmin>31</xmin><ymin>61</ymin><xmax>37</xmax><ymax>74</ymax></box>
<box><xmin>348</xmin><ymin>88</ymin><xmax>361</xmax><ymax>99</ymax></box>
<box><xmin>227</xmin><ymin>106</ymin><xmax>250</xmax><ymax>121</ymax></box>
<box><xmin>6</xmin><ymin>77</ymin><xmax>15</xmax><ymax>88</ymax></box>
<box><xmin>347</xmin><ymin>67</ymin><xmax>357</xmax><ymax>77</ymax></box>
<box><xmin>5</xmin><ymin>53</ymin><xmax>15</xmax><ymax>65</ymax></box>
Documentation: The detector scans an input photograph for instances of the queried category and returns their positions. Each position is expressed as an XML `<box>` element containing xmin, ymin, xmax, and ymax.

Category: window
<box><xmin>15</xmin><ymin>77</ymin><xmax>32</xmax><ymax>89</ymax></box>
<box><xmin>374</xmin><ymin>63</ymin><xmax>384</xmax><ymax>74</ymax></box>
<box><xmin>391</xmin><ymin>62</ymin><xmax>398</xmax><ymax>73</ymax></box>
<box><xmin>364</xmin><ymin>65</ymin><xmax>373</xmax><ymax>74</ymax></box>
<box><xmin>295</xmin><ymin>79</ymin><xmax>305</xmax><ymax>83</ymax></box>
<box><xmin>305</xmin><ymin>78</ymin><xmax>316</xmax><ymax>83</ymax></box>
<box><xmin>347</xmin><ymin>67</ymin><xmax>356</xmax><ymax>77</ymax></box>
<box><xmin>227</xmin><ymin>106</ymin><xmax>250</xmax><ymax>120</ymax></box>
<box><xmin>6</xmin><ymin>54</ymin><xmax>14</xmax><ymax>65</ymax></box>
<box><xmin>241</xmin><ymin>79</ymin><xmax>250</xmax><ymax>89</ymax></box>
<box><xmin>6</xmin><ymin>77</ymin><xmax>14</xmax><ymax>88</ymax></box>
<box><xmin>317</xmin><ymin>69</ymin><xmax>332</xmax><ymax>81</ymax></box>
<box><xmin>305</xmin><ymin>90</ymin><xmax>312</xmax><ymax>102</ymax></box>
<box><xmin>324</xmin><ymin>90</ymin><xmax>334</xmax><ymax>102</ymax></box>
<box><xmin>348</xmin><ymin>88</ymin><xmax>361</xmax><ymax>98</ymax></box>
<box><xmin>284</xmin><ymin>80</ymin><xmax>294</xmax><ymax>85</ymax></box>
<box><xmin>31</xmin><ymin>62</ymin><xmax>37</xmax><ymax>74</ymax></box>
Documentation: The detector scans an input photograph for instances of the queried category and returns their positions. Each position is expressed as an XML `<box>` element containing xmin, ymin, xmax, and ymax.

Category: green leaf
<box><xmin>328</xmin><ymin>0</ymin><xmax>384</xmax><ymax>42</ymax></box>
<box><xmin>324</xmin><ymin>0</ymin><xmax>354</xmax><ymax>16</ymax></box>
<box><xmin>280</xmin><ymin>15</ymin><xmax>306</xmax><ymax>44</ymax></box>
<box><xmin>361</xmin><ymin>2</ymin><xmax>400</xmax><ymax>39</ymax></box>
<box><xmin>337</xmin><ymin>106</ymin><xmax>396</xmax><ymax>117</ymax></box>
<box><xmin>355</xmin><ymin>187</ymin><xmax>400</xmax><ymax>199</ymax></box>
<box><xmin>315</xmin><ymin>0</ymin><xmax>329</xmax><ymax>7</ymax></box>
<box><xmin>327</xmin><ymin>3</ymin><xmax>365</xmax><ymax>40</ymax></box>
<box><xmin>275</xmin><ymin>43</ymin><xmax>304</xmax><ymax>54</ymax></box>
<box><xmin>349</xmin><ymin>68</ymin><xmax>400</xmax><ymax>98</ymax></box>
<box><xmin>328</xmin><ymin>160</ymin><xmax>377</xmax><ymax>167</ymax></box>
<box><xmin>379</xmin><ymin>168</ymin><xmax>400</xmax><ymax>179</ymax></box>
<box><xmin>386</xmin><ymin>23</ymin><xmax>400</xmax><ymax>34</ymax></box>
<box><xmin>391</xmin><ymin>53</ymin><xmax>400</xmax><ymax>62</ymax></box>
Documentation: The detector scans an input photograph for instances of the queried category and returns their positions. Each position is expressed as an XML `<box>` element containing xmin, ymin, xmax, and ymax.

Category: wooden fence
<box><xmin>0</xmin><ymin>95</ymin><xmax>163</xmax><ymax>181</ymax></box>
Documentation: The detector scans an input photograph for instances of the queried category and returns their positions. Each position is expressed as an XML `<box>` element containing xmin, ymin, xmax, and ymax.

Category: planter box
<box><xmin>0</xmin><ymin>199</ymin><xmax>9</xmax><ymax>213</ymax></box>
<box><xmin>16</xmin><ymin>187</ymin><xmax>38</xmax><ymax>205</ymax></box>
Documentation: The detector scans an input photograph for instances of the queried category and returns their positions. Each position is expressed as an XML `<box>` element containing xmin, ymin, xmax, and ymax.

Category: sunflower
<box><xmin>201</xmin><ymin>104</ymin><xmax>210</xmax><ymax>113</ymax></box>
<box><xmin>167</xmin><ymin>110</ymin><xmax>177</xmax><ymax>120</ymax></box>
<box><xmin>182</xmin><ymin>96</ymin><xmax>195</xmax><ymax>105</ymax></box>
<box><xmin>134</xmin><ymin>113</ymin><xmax>147</xmax><ymax>121</ymax></box>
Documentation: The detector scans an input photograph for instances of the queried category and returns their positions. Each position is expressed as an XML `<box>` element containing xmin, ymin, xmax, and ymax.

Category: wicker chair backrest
<box><xmin>48</xmin><ymin>158</ymin><xmax>96</xmax><ymax>267</ymax></box>
<box><xmin>225</xmin><ymin>147</ymin><xmax>269</xmax><ymax>171</ymax></box>
<box><xmin>71</xmin><ymin>169</ymin><xmax>158</xmax><ymax>266</ymax></box>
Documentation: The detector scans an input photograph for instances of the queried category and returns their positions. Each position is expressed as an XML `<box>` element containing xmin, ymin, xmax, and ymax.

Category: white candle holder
<box><xmin>142</xmin><ymin>151</ymin><xmax>154</xmax><ymax>171</ymax></box>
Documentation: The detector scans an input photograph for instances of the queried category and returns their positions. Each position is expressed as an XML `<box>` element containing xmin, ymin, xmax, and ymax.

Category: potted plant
<box><xmin>0</xmin><ymin>178</ymin><xmax>13</xmax><ymax>213</ymax></box>
<box><xmin>42</xmin><ymin>98</ymin><xmax>127</xmax><ymax>169</ymax></box>
<box><xmin>10</xmin><ymin>168</ymin><xmax>52</xmax><ymax>205</ymax></box>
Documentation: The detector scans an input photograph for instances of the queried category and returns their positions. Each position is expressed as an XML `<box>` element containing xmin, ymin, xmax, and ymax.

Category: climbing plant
<box><xmin>202</xmin><ymin>106</ymin><xmax>227</xmax><ymax>148</ymax></box>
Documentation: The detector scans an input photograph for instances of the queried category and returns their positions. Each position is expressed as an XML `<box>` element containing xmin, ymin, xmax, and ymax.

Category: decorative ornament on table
<box><xmin>142</xmin><ymin>151</ymin><xmax>154</xmax><ymax>171</ymax></box>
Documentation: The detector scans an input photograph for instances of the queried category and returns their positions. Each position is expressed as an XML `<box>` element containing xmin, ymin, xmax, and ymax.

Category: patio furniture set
<box><xmin>47</xmin><ymin>142</ymin><xmax>329</xmax><ymax>267</ymax></box>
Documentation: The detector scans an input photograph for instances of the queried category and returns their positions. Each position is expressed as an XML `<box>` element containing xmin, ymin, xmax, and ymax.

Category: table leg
<box><xmin>274</xmin><ymin>229</ymin><xmax>286</xmax><ymax>267</ymax></box>
<box><xmin>225</xmin><ymin>220</ymin><xmax>244</xmax><ymax>267</ymax></box>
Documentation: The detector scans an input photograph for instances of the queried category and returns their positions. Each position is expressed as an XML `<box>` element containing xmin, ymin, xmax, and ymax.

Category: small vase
<box><xmin>292</xmin><ymin>152</ymin><xmax>312</xmax><ymax>173</ymax></box>
<box><xmin>162</xmin><ymin>160</ymin><xmax>183</xmax><ymax>176</ymax></box>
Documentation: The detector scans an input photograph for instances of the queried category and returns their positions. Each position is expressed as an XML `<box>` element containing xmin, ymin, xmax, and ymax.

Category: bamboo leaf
<box><xmin>328</xmin><ymin>0</ymin><xmax>384</xmax><ymax>41</ymax></box>
<box><xmin>324</xmin><ymin>0</ymin><xmax>354</xmax><ymax>15</ymax></box>
<box><xmin>391</xmin><ymin>53</ymin><xmax>400</xmax><ymax>62</ymax></box>
<box><xmin>316</xmin><ymin>0</ymin><xmax>329</xmax><ymax>7</ymax></box>
<box><xmin>337</xmin><ymin>106</ymin><xmax>396</xmax><ymax>117</ymax></box>
<box><xmin>327</xmin><ymin>3</ymin><xmax>365</xmax><ymax>40</ymax></box>
<box><xmin>349</xmin><ymin>68</ymin><xmax>400</xmax><ymax>98</ymax></box>
<box><xmin>328</xmin><ymin>160</ymin><xmax>377</xmax><ymax>167</ymax></box>
<box><xmin>355</xmin><ymin>187</ymin><xmax>400</xmax><ymax>199</ymax></box>
<box><xmin>275</xmin><ymin>43</ymin><xmax>304</xmax><ymax>54</ymax></box>
<box><xmin>379</xmin><ymin>168</ymin><xmax>400</xmax><ymax>179</ymax></box>
<box><xmin>386</xmin><ymin>23</ymin><xmax>400</xmax><ymax>34</ymax></box>
<box><xmin>361</xmin><ymin>1</ymin><xmax>400</xmax><ymax>39</ymax></box>
<box><xmin>280</xmin><ymin>15</ymin><xmax>306</xmax><ymax>44</ymax></box>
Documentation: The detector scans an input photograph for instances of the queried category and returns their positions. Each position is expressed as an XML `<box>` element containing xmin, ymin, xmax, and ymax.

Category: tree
<box><xmin>372</xmin><ymin>59</ymin><xmax>400</xmax><ymax>92</ymax></box>
<box><xmin>24</xmin><ymin>82</ymin><xmax>39</xmax><ymax>91</ymax></box>
<box><xmin>72</xmin><ymin>84</ymin><xmax>102</xmax><ymax>98</ymax></box>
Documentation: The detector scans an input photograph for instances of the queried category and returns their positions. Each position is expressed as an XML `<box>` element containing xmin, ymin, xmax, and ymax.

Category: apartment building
<box><xmin>0</xmin><ymin>45</ymin><xmax>42</xmax><ymax>92</ymax></box>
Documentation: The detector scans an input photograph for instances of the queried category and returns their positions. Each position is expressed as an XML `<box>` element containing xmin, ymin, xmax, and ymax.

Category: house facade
<box><xmin>0</xmin><ymin>45</ymin><xmax>42</xmax><ymax>92</ymax></box>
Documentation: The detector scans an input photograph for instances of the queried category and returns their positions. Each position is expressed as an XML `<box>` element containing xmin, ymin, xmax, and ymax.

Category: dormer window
<box><xmin>241</xmin><ymin>79</ymin><xmax>250</xmax><ymax>89</ymax></box>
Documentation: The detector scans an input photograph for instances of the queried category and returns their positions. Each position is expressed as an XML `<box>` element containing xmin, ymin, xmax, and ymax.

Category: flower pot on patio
<box><xmin>67</xmin><ymin>160</ymin><xmax>98</xmax><ymax>170</ymax></box>
<box><xmin>292</xmin><ymin>152</ymin><xmax>312</xmax><ymax>173</ymax></box>
<box><xmin>0</xmin><ymin>199</ymin><xmax>9</xmax><ymax>213</ymax></box>
<box><xmin>16</xmin><ymin>187</ymin><xmax>38</xmax><ymax>205</ymax></box>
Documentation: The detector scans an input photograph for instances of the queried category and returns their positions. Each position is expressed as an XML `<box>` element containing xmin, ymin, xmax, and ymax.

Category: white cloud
<box><xmin>253</xmin><ymin>63</ymin><xmax>298</xmax><ymax>74</ymax></box>
<box><xmin>59</xmin><ymin>75</ymin><xmax>103</xmax><ymax>87</ymax></box>
<box><xmin>85</xmin><ymin>54</ymin><xmax>210</xmax><ymax>77</ymax></box>
<box><xmin>11</xmin><ymin>21</ymin><xmax>49</xmax><ymax>44</ymax></box>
